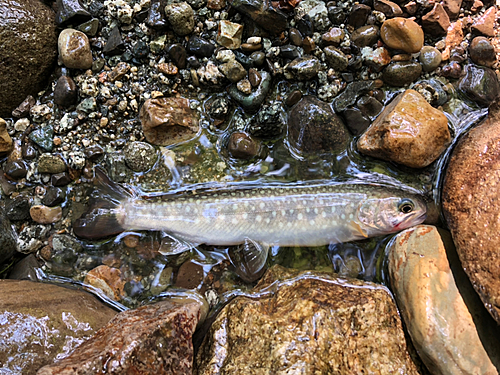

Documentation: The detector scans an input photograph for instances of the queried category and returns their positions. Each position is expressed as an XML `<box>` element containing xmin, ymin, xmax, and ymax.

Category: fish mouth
<box><xmin>393</xmin><ymin>211</ymin><xmax>427</xmax><ymax>231</ymax></box>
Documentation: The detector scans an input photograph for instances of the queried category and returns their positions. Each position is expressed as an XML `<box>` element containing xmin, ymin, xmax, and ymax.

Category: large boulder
<box><xmin>389</xmin><ymin>225</ymin><xmax>500</xmax><ymax>374</ymax></box>
<box><xmin>0</xmin><ymin>280</ymin><xmax>117</xmax><ymax>375</ymax></box>
<box><xmin>442</xmin><ymin>101</ymin><xmax>500</xmax><ymax>324</ymax></box>
<box><xmin>0</xmin><ymin>0</ymin><xmax>57</xmax><ymax>117</ymax></box>
<box><xmin>195</xmin><ymin>266</ymin><xmax>422</xmax><ymax>374</ymax></box>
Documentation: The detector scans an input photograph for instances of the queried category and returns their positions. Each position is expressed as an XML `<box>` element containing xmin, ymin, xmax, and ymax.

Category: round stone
<box><xmin>54</xmin><ymin>75</ymin><xmax>78</xmax><ymax>107</ymax></box>
<box><xmin>381</xmin><ymin>17</ymin><xmax>424</xmax><ymax>53</ymax></box>
<box><xmin>58</xmin><ymin>28</ymin><xmax>93</xmax><ymax>69</ymax></box>
<box><xmin>0</xmin><ymin>0</ymin><xmax>57</xmax><ymax>117</ymax></box>
<box><xmin>30</xmin><ymin>205</ymin><xmax>63</xmax><ymax>224</ymax></box>
<box><xmin>350</xmin><ymin>25</ymin><xmax>380</xmax><ymax>48</ymax></box>
<box><xmin>164</xmin><ymin>2</ymin><xmax>195</xmax><ymax>36</ymax></box>
<box><xmin>287</xmin><ymin>56</ymin><xmax>320</xmax><ymax>81</ymax></box>
<box><xmin>382</xmin><ymin>61</ymin><xmax>422</xmax><ymax>87</ymax></box>
<box><xmin>419</xmin><ymin>46</ymin><xmax>442</xmax><ymax>72</ymax></box>
<box><xmin>123</xmin><ymin>141</ymin><xmax>158</xmax><ymax>172</ymax></box>
<box><xmin>38</xmin><ymin>154</ymin><xmax>67</xmax><ymax>174</ymax></box>
<box><xmin>324</xmin><ymin>46</ymin><xmax>348</xmax><ymax>71</ymax></box>
<box><xmin>469</xmin><ymin>36</ymin><xmax>497</xmax><ymax>68</ymax></box>
<box><xmin>228</xmin><ymin>132</ymin><xmax>261</xmax><ymax>160</ymax></box>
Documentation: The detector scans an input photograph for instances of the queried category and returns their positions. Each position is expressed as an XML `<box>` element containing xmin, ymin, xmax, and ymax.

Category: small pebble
<box><xmin>285</xmin><ymin>90</ymin><xmax>303</xmax><ymax>107</ymax></box>
<box><xmin>419</xmin><ymin>46</ymin><xmax>442</xmax><ymax>72</ymax></box>
<box><xmin>58</xmin><ymin>29</ymin><xmax>93</xmax><ymax>69</ymax></box>
<box><xmin>54</xmin><ymin>76</ymin><xmax>78</xmax><ymax>107</ymax></box>
<box><xmin>38</xmin><ymin>154</ymin><xmax>66</xmax><ymax>174</ymax></box>
<box><xmin>469</xmin><ymin>37</ymin><xmax>497</xmax><ymax>67</ymax></box>
<box><xmin>237</xmin><ymin>79</ymin><xmax>252</xmax><ymax>94</ymax></box>
<box><xmin>351</xmin><ymin>26</ymin><xmax>380</xmax><ymax>48</ymax></box>
<box><xmin>165</xmin><ymin>2</ymin><xmax>195</xmax><ymax>36</ymax></box>
<box><xmin>248</xmin><ymin>68</ymin><xmax>262</xmax><ymax>87</ymax></box>
<box><xmin>289</xmin><ymin>28</ymin><xmax>303</xmax><ymax>46</ymax></box>
<box><xmin>42</xmin><ymin>187</ymin><xmax>66</xmax><ymax>207</ymax></box>
<box><xmin>228</xmin><ymin>132</ymin><xmax>261</xmax><ymax>159</ymax></box>
<box><xmin>123</xmin><ymin>141</ymin><xmax>158</xmax><ymax>172</ymax></box>
<box><xmin>216</xmin><ymin>20</ymin><xmax>243</xmax><ymax>50</ymax></box>
<box><xmin>381</xmin><ymin>17</ymin><xmax>424</xmax><ymax>53</ymax></box>
<box><xmin>30</xmin><ymin>205</ymin><xmax>63</xmax><ymax>224</ymax></box>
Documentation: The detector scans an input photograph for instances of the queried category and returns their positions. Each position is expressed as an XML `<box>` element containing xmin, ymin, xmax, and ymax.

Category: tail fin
<box><xmin>73</xmin><ymin>168</ymin><xmax>134</xmax><ymax>240</ymax></box>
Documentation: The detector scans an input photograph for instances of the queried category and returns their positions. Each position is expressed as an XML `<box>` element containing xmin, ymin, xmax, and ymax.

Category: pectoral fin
<box><xmin>350</xmin><ymin>221</ymin><xmax>369</xmax><ymax>238</ymax></box>
<box><xmin>158</xmin><ymin>232</ymin><xmax>198</xmax><ymax>255</ymax></box>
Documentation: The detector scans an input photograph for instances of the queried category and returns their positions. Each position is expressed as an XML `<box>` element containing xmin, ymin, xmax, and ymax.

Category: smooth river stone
<box><xmin>442</xmin><ymin>100</ymin><xmax>500</xmax><ymax>324</ymax></box>
<box><xmin>380</xmin><ymin>17</ymin><xmax>424</xmax><ymax>53</ymax></box>
<box><xmin>357</xmin><ymin>89</ymin><xmax>450</xmax><ymax>168</ymax></box>
<box><xmin>58</xmin><ymin>28</ymin><xmax>93</xmax><ymax>69</ymax></box>
<box><xmin>389</xmin><ymin>225</ymin><xmax>500</xmax><ymax>375</ymax></box>
<box><xmin>195</xmin><ymin>265</ymin><xmax>422</xmax><ymax>374</ymax></box>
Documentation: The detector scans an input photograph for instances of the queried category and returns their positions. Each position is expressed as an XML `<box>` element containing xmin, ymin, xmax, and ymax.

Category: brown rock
<box><xmin>37</xmin><ymin>301</ymin><xmax>200</xmax><ymax>375</ymax></box>
<box><xmin>140</xmin><ymin>97</ymin><xmax>199</xmax><ymax>146</ymax></box>
<box><xmin>58</xmin><ymin>29</ymin><xmax>93</xmax><ymax>70</ymax></box>
<box><xmin>471</xmin><ymin>6</ymin><xmax>496</xmax><ymax>37</ymax></box>
<box><xmin>0</xmin><ymin>117</ymin><xmax>13</xmax><ymax>153</ymax></box>
<box><xmin>107</xmin><ymin>61</ymin><xmax>130</xmax><ymax>82</ymax></box>
<box><xmin>380</xmin><ymin>17</ymin><xmax>424</xmax><ymax>53</ymax></box>
<box><xmin>227</xmin><ymin>131</ymin><xmax>261</xmax><ymax>159</ymax></box>
<box><xmin>158</xmin><ymin>62</ymin><xmax>179</xmax><ymax>75</ymax></box>
<box><xmin>288</xmin><ymin>96</ymin><xmax>350</xmax><ymax>156</ymax></box>
<box><xmin>195</xmin><ymin>266</ymin><xmax>421</xmax><ymax>374</ymax></box>
<box><xmin>442</xmin><ymin>0</ymin><xmax>462</xmax><ymax>19</ymax></box>
<box><xmin>422</xmin><ymin>3</ymin><xmax>450</xmax><ymax>36</ymax></box>
<box><xmin>373</xmin><ymin>0</ymin><xmax>403</xmax><ymax>18</ymax></box>
<box><xmin>442</xmin><ymin>20</ymin><xmax>463</xmax><ymax>60</ymax></box>
<box><xmin>321</xmin><ymin>27</ymin><xmax>345</xmax><ymax>46</ymax></box>
<box><xmin>207</xmin><ymin>0</ymin><xmax>225</xmax><ymax>10</ymax></box>
<box><xmin>29</xmin><ymin>205</ymin><xmax>63</xmax><ymax>224</ymax></box>
<box><xmin>84</xmin><ymin>265</ymin><xmax>126</xmax><ymax>301</ymax></box>
<box><xmin>442</xmin><ymin>101</ymin><xmax>500</xmax><ymax>324</ymax></box>
<box><xmin>389</xmin><ymin>226</ymin><xmax>500</xmax><ymax>374</ymax></box>
<box><xmin>0</xmin><ymin>0</ymin><xmax>57</xmax><ymax>117</ymax></box>
<box><xmin>0</xmin><ymin>280</ymin><xmax>116</xmax><ymax>375</ymax></box>
<box><xmin>469</xmin><ymin>36</ymin><xmax>497</xmax><ymax>67</ymax></box>
<box><xmin>216</xmin><ymin>20</ymin><xmax>243</xmax><ymax>49</ymax></box>
<box><xmin>357</xmin><ymin>89</ymin><xmax>450</xmax><ymax>168</ymax></box>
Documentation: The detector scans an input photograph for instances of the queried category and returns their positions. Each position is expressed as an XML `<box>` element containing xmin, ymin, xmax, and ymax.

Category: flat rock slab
<box><xmin>37</xmin><ymin>301</ymin><xmax>201</xmax><ymax>375</ymax></box>
<box><xmin>0</xmin><ymin>280</ymin><xmax>117</xmax><ymax>375</ymax></box>
<box><xmin>389</xmin><ymin>225</ymin><xmax>500</xmax><ymax>375</ymax></box>
<box><xmin>442</xmin><ymin>102</ymin><xmax>500</xmax><ymax>324</ymax></box>
<box><xmin>195</xmin><ymin>265</ymin><xmax>422</xmax><ymax>374</ymax></box>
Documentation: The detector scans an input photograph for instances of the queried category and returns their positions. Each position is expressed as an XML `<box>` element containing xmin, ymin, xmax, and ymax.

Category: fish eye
<box><xmin>398</xmin><ymin>199</ymin><xmax>414</xmax><ymax>214</ymax></box>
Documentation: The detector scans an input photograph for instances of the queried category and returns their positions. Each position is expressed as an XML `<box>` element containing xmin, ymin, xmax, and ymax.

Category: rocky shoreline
<box><xmin>1</xmin><ymin>0</ymin><xmax>500</xmax><ymax>372</ymax></box>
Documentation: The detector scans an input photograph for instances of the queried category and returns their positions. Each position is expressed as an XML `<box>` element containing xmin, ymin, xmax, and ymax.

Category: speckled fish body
<box><xmin>116</xmin><ymin>182</ymin><xmax>427</xmax><ymax>247</ymax></box>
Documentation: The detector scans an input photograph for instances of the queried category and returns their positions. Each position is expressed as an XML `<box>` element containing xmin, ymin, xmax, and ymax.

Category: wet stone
<box><xmin>58</xmin><ymin>29</ymin><xmax>93</xmax><ymax>70</ymax></box>
<box><xmin>107</xmin><ymin>62</ymin><xmax>130</xmax><ymax>82</ymax></box>
<box><xmin>227</xmin><ymin>70</ymin><xmax>271</xmax><ymax>111</ymax></box>
<box><xmin>324</xmin><ymin>46</ymin><xmax>348</xmax><ymax>71</ymax></box>
<box><xmin>363</xmin><ymin>47</ymin><xmax>392</xmax><ymax>72</ymax></box>
<box><xmin>146</xmin><ymin>1</ymin><xmax>166</xmax><ymax>29</ymax></box>
<box><xmin>22</xmin><ymin>142</ymin><xmax>37</xmax><ymax>160</ymax></box>
<box><xmin>168</xmin><ymin>44</ymin><xmax>187</xmax><ymax>69</ymax></box>
<box><xmin>413</xmin><ymin>79</ymin><xmax>448</xmax><ymax>107</ymax></box>
<box><xmin>471</xmin><ymin>6</ymin><xmax>495</xmax><ymax>37</ymax></box>
<box><xmin>54</xmin><ymin>75</ymin><xmax>78</xmax><ymax>107</ymax></box>
<box><xmin>342</xmin><ymin>108</ymin><xmax>371</xmax><ymax>135</ymax></box>
<box><xmin>297</xmin><ymin>0</ymin><xmax>331</xmax><ymax>32</ymax></box>
<box><xmin>196</xmin><ymin>266</ymin><xmax>421</xmax><ymax>374</ymax></box>
<box><xmin>205</xmin><ymin>96</ymin><xmax>230</xmax><ymax>120</ymax></box>
<box><xmin>381</xmin><ymin>17</ymin><xmax>424</xmax><ymax>53</ymax></box>
<box><xmin>85</xmin><ymin>144</ymin><xmax>104</xmax><ymax>161</ymax></box>
<box><xmin>248</xmin><ymin>101</ymin><xmax>285</xmax><ymax>139</ymax></box>
<box><xmin>51</xmin><ymin>172</ymin><xmax>72</xmax><ymax>186</ymax></box>
<box><xmin>382</xmin><ymin>61</ymin><xmax>422</xmax><ymax>87</ymax></box>
<box><xmin>458</xmin><ymin>64</ymin><xmax>500</xmax><ymax>107</ymax></box>
<box><xmin>216</xmin><ymin>20</ymin><xmax>243</xmax><ymax>50</ymax></box>
<box><xmin>187</xmin><ymin>36</ymin><xmax>215</xmax><ymax>58</ymax></box>
<box><xmin>249</xmin><ymin>51</ymin><xmax>265</xmax><ymax>66</ymax></box>
<box><xmin>6</xmin><ymin>196</ymin><xmax>30</xmax><ymax>221</ymax></box>
<box><xmin>443</xmin><ymin>0</ymin><xmax>461</xmax><ymax>19</ymax></box>
<box><xmin>358</xmin><ymin>89</ymin><xmax>450</xmax><ymax>168</ymax></box>
<box><xmin>0</xmin><ymin>280</ymin><xmax>117</xmax><ymax>375</ymax></box>
<box><xmin>42</xmin><ymin>187</ymin><xmax>66</xmax><ymax>207</ymax></box>
<box><xmin>351</xmin><ymin>25</ymin><xmax>380</xmax><ymax>48</ymax></box>
<box><xmin>280</xmin><ymin>45</ymin><xmax>300</xmax><ymax>60</ymax></box>
<box><xmin>219</xmin><ymin>60</ymin><xmax>247</xmax><ymax>83</ymax></box>
<box><xmin>289</xmin><ymin>28</ymin><xmax>303</xmax><ymax>46</ymax></box>
<box><xmin>165</xmin><ymin>2</ymin><xmax>195</xmax><ymax>36</ymax></box>
<box><xmin>227</xmin><ymin>132</ymin><xmax>261</xmax><ymax>159</ymax></box>
<box><xmin>4</xmin><ymin>160</ymin><xmax>27</xmax><ymax>179</ymax></box>
<box><xmin>12</xmin><ymin>95</ymin><xmax>36</xmax><ymax>119</ymax></box>
<box><xmin>373</xmin><ymin>0</ymin><xmax>403</xmax><ymax>17</ymax></box>
<box><xmin>175</xmin><ymin>261</ymin><xmax>205</xmax><ymax>289</ymax></box>
<box><xmin>0</xmin><ymin>207</ymin><xmax>18</xmax><ymax>264</ymax></box>
<box><xmin>123</xmin><ymin>141</ymin><xmax>158</xmax><ymax>172</ymax></box>
<box><xmin>76</xmin><ymin>18</ymin><xmax>99</xmax><ymax>37</ymax></box>
<box><xmin>230</xmin><ymin>0</ymin><xmax>287</xmax><ymax>35</ymax></box>
<box><xmin>140</xmin><ymin>97</ymin><xmax>199</xmax><ymax>146</ymax></box>
<box><xmin>421</xmin><ymin>3</ymin><xmax>450</xmax><ymax>36</ymax></box>
<box><xmin>8</xmin><ymin>254</ymin><xmax>41</xmax><ymax>281</ymax></box>
<box><xmin>103</xmin><ymin>26</ymin><xmax>124</xmax><ymax>55</ymax></box>
<box><xmin>38</xmin><ymin>154</ymin><xmax>66</xmax><ymax>174</ymax></box>
<box><xmin>333</xmin><ymin>80</ymin><xmax>376</xmax><ymax>113</ymax></box>
<box><xmin>285</xmin><ymin>89</ymin><xmax>302</xmax><ymax>106</ymax></box>
<box><xmin>30</xmin><ymin>205</ymin><xmax>63</xmax><ymax>224</ymax></box>
<box><xmin>105</xmin><ymin>152</ymin><xmax>127</xmax><ymax>183</ymax></box>
<box><xmin>236</xmin><ymin>79</ymin><xmax>252</xmax><ymax>94</ymax></box>
<box><xmin>357</xmin><ymin>95</ymin><xmax>384</xmax><ymax>117</ymax></box>
<box><xmin>321</xmin><ymin>27</ymin><xmax>344</xmax><ymax>46</ymax></box>
<box><xmin>287</xmin><ymin>56</ymin><xmax>320</xmax><ymax>80</ymax></box>
<box><xmin>55</xmin><ymin>0</ymin><xmax>91</xmax><ymax>25</ymax></box>
<box><xmin>389</xmin><ymin>226</ymin><xmax>500</xmax><ymax>374</ymax></box>
<box><xmin>441</xmin><ymin>61</ymin><xmax>462</xmax><ymax>79</ymax></box>
<box><xmin>469</xmin><ymin>37</ymin><xmax>496</xmax><ymax>67</ymax></box>
<box><xmin>348</xmin><ymin>4</ymin><xmax>372</xmax><ymax>28</ymax></box>
<box><xmin>327</xmin><ymin>5</ymin><xmax>345</xmax><ymax>26</ymax></box>
<box><xmin>288</xmin><ymin>96</ymin><xmax>350</xmax><ymax>156</ymax></box>
<box><xmin>419</xmin><ymin>45</ymin><xmax>442</xmax><ymax>72</ymax></box>
<box><xmin>38</xmin><ymin>301</ymin><xmax>200</xmax><ymax>375</ymax></box>
<box><xmin>132</xmin><ymin>40</ymin><xmax>149</xmax><ymax>59</ymax></box>
<box><xmin>248</xmin><ymin>68</ymin><xmax>261</xmax><ymax>87</ymax></box>
<box><xmin>296</xmin><ymin>14</ymin><xmax>314</xmax><ymax>36</ymax></box>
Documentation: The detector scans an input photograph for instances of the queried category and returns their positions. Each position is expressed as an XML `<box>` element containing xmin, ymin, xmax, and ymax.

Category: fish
<box><xmin>74</xmin><ymin>168</ymin><xmax>428</xmax><ymax>248</ymax></box>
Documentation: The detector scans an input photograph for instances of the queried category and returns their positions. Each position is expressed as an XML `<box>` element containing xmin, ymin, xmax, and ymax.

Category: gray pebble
<box><xmin>123</xmin><ymin>141</ymin><xmax>158</xmax><ymax>172</ymax></box>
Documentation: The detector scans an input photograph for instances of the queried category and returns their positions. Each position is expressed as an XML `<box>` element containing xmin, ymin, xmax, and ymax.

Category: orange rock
<box><xmin>157</xmin><ymin>62</ymin><xmax>178</xmax><ymax>75</ymax></box>
<box><xmin>422</xmin><ymin>3</ymin><xmax>450</xmax><ymax>36</ymax></box>
<box><xmin>84</xmin><ymin>265</ymin><xmax>125</xmax><ymax>301</ymax></box>
<box><xmin>442</xmin><ymin>0</ymin><xmax>462</xmax><ymax>19</ymax></box>
<box><xmin>442</xmin><ymin>20</ymin><xmax>463</xmax><ymax>60</ymax></box>
<box><xmin>380</xmin><ymin>17</ymin><xmax>424</xmax><ymax>53</ymax></box>
<box><xmin>472</xmin><ymin>6</ymin><xmax>496</xmax><ymax>37</ymax></box>
<box><xmin>357</xmin><ymin>89</ymin><xmax>450</xmax><ymax>168</ymax></box>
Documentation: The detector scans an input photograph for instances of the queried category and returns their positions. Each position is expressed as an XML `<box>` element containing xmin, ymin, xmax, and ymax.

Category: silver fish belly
<box><xmin>117</xmin><ymin>183</ymin><xmax>427</xmax><ymax>247</ymax></box>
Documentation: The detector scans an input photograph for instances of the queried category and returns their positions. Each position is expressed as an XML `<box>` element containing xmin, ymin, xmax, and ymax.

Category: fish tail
<box><xmin>73</xmin><ymin>168</ymin><xmax>134</xmax><ymax>240</ymax></box>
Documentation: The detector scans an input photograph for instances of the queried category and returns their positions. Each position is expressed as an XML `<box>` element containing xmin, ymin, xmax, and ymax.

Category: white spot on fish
<box><xmin>349</xmin><ymin>213</ymin><xmax>354</xmax><ymax>219</ymax></box>
<box><xmin>233</xmin><ymin>204</ymin><xmax>238</xmax><ymax>210</ymax></box>
<box><xmin>265</xmin><ymin>218</ymin><xmax>270</xmax><ymax>224</ymax></box>
<box><xmin>322</xmin><ymin>211</ymin><xmax>326</xmax><ymax>218</ymax></box>
<box><xmin>185</xmin><ymin>206</ymin><xmax>191</xmax><ymax>213</ymax></box>
<box><xmin>341</xmin><ymin>214</ymin><xmax>346</xmax><ymax>220</ymax></box>
<box><xmin>297</xmin><ymin>213</ymin><xmax>303</xmax><ymax>220</ymax></box>
<box><xmin>314</xmin><ymin>208</ymin><xmax>318</xmax><ymax>214</ymax></box>
<box><xmin>290</xmin><ymin>209</ymin><xmax>294</xmax><ymax>214</ymax></box>
<box><xmin>260</xmin><ymin>202</ymin><xmax>265</xmax><ymax>209</ymax></box>
<box><xmin>306</xmin><ymin>208</ymin><xmax>310</xmax><ymax>213</ymax></box>
<box><xmin>231</xmin><ymin>217</ymin><xmax>238</xmax><ymax>224</ymax></box>
<box><xmin>243</xmin><ymin>213</ymin><xmax>248</xmax><ymax>219</ymax></box>
<box><xmin>309</xmin><ymin>220</ymin><xmax>315</xmax><ymax>225</ymax></box>
<box><xmin>256</xmin><ymin>215</ymin><xmax>262</xmax><ymax>222</ymax></box>
<box><xmin>272</xmin><ymin>211</ymin><xmax>277</xmax><ymax>217</ymax></box>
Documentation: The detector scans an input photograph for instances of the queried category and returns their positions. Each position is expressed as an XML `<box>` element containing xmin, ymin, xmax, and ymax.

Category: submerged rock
<box><xmin>38</xmin><ymin>301</ymin><xmax>201</xmax><ymax>375</ymax></box>
<box><xmin>0</xmin><ymin>207</ymin><xmax>18</xmax><ymax>265</ymax></box>
<box><xmin>357</xmin><ymin>89</ymin><xmax>450</xmax><ymax>168</ymax></box>
<box><xmin>140</xmin><ymin>97</ymin><xmax>199</xmax><ymax>146</ymax></box>
<box><xmin>195</xmin><ymin>266</ymin><xmax>421</xmax><ymax>374</ymax></box>
<box><xmin>0</xmin><ymin>0</ymin><xmax>57</xmax><ymax>117</ymax></box>
<box><xmin>389</xmin><ymin>225</ymin><xmax>500</xmax><ymax>375</ymax></box>
<box><xmin>458</xmin><ymin>64</ymin><xmax>500</xmax><ymax>107</ymax></box>
<box><xmin>0</xmin><ymin>280</ymin><xmax>116</xmax><ymax>375</ymax></box>
<box><xmin>288</xmin><ymin>96</ymin><xmax>350</xmax><ymax>156</ymax></box>
<box><xmin>443</xmin><ymin>101</ymin><xmax>500</xmax><ymax>324</ymax></box>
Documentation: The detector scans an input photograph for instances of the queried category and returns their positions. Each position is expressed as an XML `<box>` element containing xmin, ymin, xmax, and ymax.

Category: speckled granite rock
<box><xmin>357</xmin><ymin>89</ymin><xmax>450</xmax><ymax>168</ymax></box>
<box><xmin>195</xmin><ymin>266</ymin><xmax>422</xmax><ymax>374</ymax></box>
<box><xmin>389</xmin><ymin>225</ymin><xmax>500</xmax><ymax>375</ymax></box>
<box><xmin>37</xmin><ymin>301</ymin><xmax>200</xmax><ymax>375</ymax></box>
<box><xmin>0</xmin><ymin>0</ymin><xmax>57</xmax><ymax>117</ymax></box>
<box><xmin>0</xmin><ymin>280</ymin><xmax>117</xmax><ymax>375</ymax></box>
<box><xmin>443</xmin><ymin>100</ymin><xmax>500</xmax><ymax>324</ymax></box>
